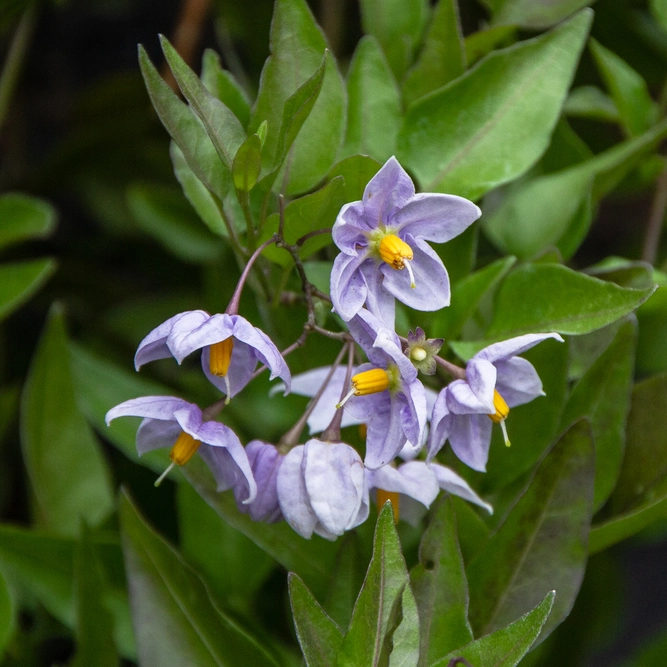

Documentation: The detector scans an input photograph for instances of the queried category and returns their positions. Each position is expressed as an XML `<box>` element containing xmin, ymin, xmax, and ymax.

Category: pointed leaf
<box><xmin>464</xmin><ymin>25</ymin><xmax>517</xmax><ymax>67</ymax></box>
<box><xmin>337</xmin><ymin>504</ymin><xmax>412</xmax><ymax>666</ymax></box>
<box><xmin>251</xmin><ymin>0</ymin><xmax>345</xmax><ymax>194</ymax></box>
<box><xmin>340</xmin><ymin>36</ymin><xmax>401</xmax><ymax>163</ymax></box>
<box><xmin>410</xmin><ymin>496</ymin><xmax>473</xmax><ymax>665</ymax></box>
<box><xmin>232</xmin><ymin>133</ymin><xmax>262</xmax><ymax>191</ymax></box>
<box><xmin>0</xmin><ymin>193</ymin><xmax>56</xmax><ymax>250</ymax></box>
<box><xmin>119</xmin><ymin>490</ymin><xmax>279</xmax><ymax>667</ymax></box>
<box><xmin>70</xmin><ymin>527</ymin><xmax>119</xmax><ymax>667</ymax></box>
<box><xmin>21</xmin><ymin>306</ymin><xmax>114</xmax><ymax>535</ymax></box>
<box><xmin>0</xmin><ymin>259</ymin><xmax>56</xmax><ymax>322</ymax></box>
<box><xmin>160</xmin><ymin>35</ymin><xmax>246</xmax><ymax>168</ymax></box>
<box><xmin>397</xmin><ymin>10</ymin><xmax>592</xmax><ymax>200</ymax></box>
<box><xmin>201</xmin><ymin>49</ymin><xmax>251</xmax><ymax>127</ymax></box>
<box><xmin>403</xmin><ymin>0</ymin><xmax>466</xmax><ymax>104</ymax></box>
<box><xmin>564</xmin><ymin>85</ymin><xmax>620</xmax><ymax>123</ymax></box>
<box><xmin>138</xmin><ymin>45</ymin><xmax>230</xmax><ymax>201</ymax></box>
<box><xmin>388</xmin><ymin>584</ymin><xmax>420</xmax><ymax>667</ymax></box>
<box><xmin>467</xmin><ymin>421</ymin><xmax>595</xmax><ymax>641</ymax></box>
<box><xmin>491</xmin><ymin>0</ymin><xmax>594</xmax><ymax>28</ymax></box>
<box><xmin>289</xmin><ymin>573</ymin><xmax>344</xmax><ymax>666</ymax></box>
<box><xmin>560</xmin><ymin>319</ymin><xmax>636</xmax><ymax>510</ymax></box>
<box><xmin>430</xmin><ymin>591</ymin><xmax>555</xmax><ymax>667</ymax></box>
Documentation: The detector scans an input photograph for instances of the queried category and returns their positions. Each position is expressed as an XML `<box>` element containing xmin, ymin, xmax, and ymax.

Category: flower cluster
<box><xmin>106</xmin><ymin>156</ymin><xmax>562</xmax><ymax>541</ymax></box>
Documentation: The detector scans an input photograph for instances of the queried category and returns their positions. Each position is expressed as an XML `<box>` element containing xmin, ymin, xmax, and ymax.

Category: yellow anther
<box><xmin>488</xmin><ymin>390</ymin><xmax>510</xmax><ymax>424</ymax></box>
<box><xmin>377</xmin><ymin>490</ymin><xmax>400</xmax><ymax>523</ymax></box>
<box><xmin>169</xmin><ymin>431</ymin><xmax>201</xmax><ymax>466</ymax></box>
<box><xmin>379</xmin><ymin>234</ymin><xmax>413</xmax><ymax>270</ymax></box>
<box><xmin>352</xmin><ymin>368</ymin><xmax>390</xmax><ymax>395</ymax></box>
<box><xmin>209</xmin><ymin>337</ymin><xmax>234</xmax><ymax>376</ymax></box>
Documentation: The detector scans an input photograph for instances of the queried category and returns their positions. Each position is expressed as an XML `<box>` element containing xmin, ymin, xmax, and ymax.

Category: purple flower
<box><xmin>134</xmin><ymin>310</ymin><xmax>291</xmax><ymax>399</ymax></box>
<box><xmin>276</xmin><ymin>438</ymin><xmax>367</xmax><ymax>540</ymax></box>
<box><xmin>105</xmin><ymin>396</ymin><xmax>256</xmax><ymax>499</ymax></box>
<box><xmin>330</xmin><ymin>156</ymin><xmax>481</xmax><ymax>323</ymax></box>
<box><xmin>428</xmin><ymin>333</ymin><xmax>564</xmax><ymax>472</ymax></box>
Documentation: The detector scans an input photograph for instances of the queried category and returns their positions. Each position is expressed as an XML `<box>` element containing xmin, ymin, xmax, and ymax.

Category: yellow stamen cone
<box><xmin>352</xmin><ymin>368</ymin><xmax>390</xmax><ymax>395</ymax></box>
<box><xmin>377</xmin><ymin>490</ymin><xmax>400</xmax><ymax>523</ymax></box>
<box><xmin>169</xmin><ymin>431</ymin><xmax>202</xmax><ymax>466</ymax></box>
<box><xmin>379</xmin><ymin>234</ymin><xmax>413</xmax><ymax>270</ymax></box>
<box><xmin>488</xmin><ymin>390</ymin><xmax>510</xmax><ymax>424</ymax></box>
<box><xmin>209</xmin><ymin>337</ymin><xmax>234</xmax><ymax>376</ymax></box>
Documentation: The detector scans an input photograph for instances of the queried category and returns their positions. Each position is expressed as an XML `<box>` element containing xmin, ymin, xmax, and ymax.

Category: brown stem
<box><xmin>434</xmin><ymin>355</ymin><xmax>466</xmax><ymax>380</ymax></box>
<box><xmin>296</xmin><ymin>227</ymin><xmax>332</xmax><ymax>246</ymax></box>
<box><xmin>642</xmin><ymin>163</ymin><xmax>667</xmax><ymax>265</ymax></box>
<box><xmin>226</xmin><ymin>235</ymin><xmax>277</xmax><ymax>314</ymax></box>
<box><xmin>321</xmin><ymin>341</ymin><xmax>355</xmax><ymax>442</ymax></box>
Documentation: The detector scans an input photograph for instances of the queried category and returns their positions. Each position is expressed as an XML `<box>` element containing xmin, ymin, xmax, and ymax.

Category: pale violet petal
<box><xmin>368</xmin><ymin>461</ymin><xmax>439</xmax><ymax>507</ymax></box>
<box><xmin>332</xmin><ymin>201</ymin><xmax>373</xmax><ymax>254</ymax></box>
<box><xmin>495</xmin><ymin>356</ymin><xmax>545</xmax><ymax>407</ymax></box>
<box><xmin>475</xmin><ymin>333</ymin><xmax>564</xmax><ymax>364</ymax></box>
<box><xmin>448</xmin><ymin>413</ymin><xmax>493</xmax><ymax>472</ymax></box>
<box><xmin>466</xmin><ymin>358</ymin><xmax>497</xmax><ymax>409</ymax></box>
<box><xmin>446</xmin><ymin>380</ymin><xmax>494</xmax><ymax>415</ymax></box>
<box><xmin>330</xmin><ymin>252</ymin><xmax>369</xmax><ymax>322</ymax></box>
<box><xmin>166</xmin><ymin>310</ymin><xmax>224</xmax><ymax>362</ymax></box>
<box><xmin>431</xmin><ymin>463</ymin><xmax>493</xmax><ymax>514</ymax></box>
<box><xmin>427</xmin><ymin>389</ymin><xmax>452</xmax><ymax>461</ymax></box>
<box><xmin>136</xmin><ymin>418</ymin><xmax>181</xmax><ymax>455</ymax></box>
<box><xmin>105</xmin><ymin>396</ymin><xmax>192</xmax><ymax>425</ymax></box>
<box><xmin>277</xmin><ymin>446</ymin><xmax>319</xmax><ymax>539</ymax></box>
<box><xmin>134</xmin><ymin>311</ymin><xmax>192</xmax><ymax>369</ymax></box>
<box><xmin>363</xmin><ymin>156</ymin><xmax>415</xmax><ymax>226</ymax></box>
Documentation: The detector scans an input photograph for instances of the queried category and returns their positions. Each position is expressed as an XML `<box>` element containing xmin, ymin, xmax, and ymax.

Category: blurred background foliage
<box><xmin>2</xmin><ymin>0</ymin><xmax>667</xmax><ymax>665</ymax></box>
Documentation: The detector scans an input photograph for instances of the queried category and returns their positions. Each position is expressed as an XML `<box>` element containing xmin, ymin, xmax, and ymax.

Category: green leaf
<box><xmin>482</xmin><ymin>337</ymin><xmax>569</xmax><ymax>493</ymax></box>
<box><xmin>464</xmin><ymin>25</ymin><xmax>517</xmax><ymax>67</ymax></box>
<box><xmin>559</xmin><ymin>319</ymin><xmax>636</xmax><ymax>510</ymax></box>
<box><xmin>637</xmin><ymin>269</ymin><xmax>667</xmax><ymax>375</ymax></box>
<box><xmin>288</xmin><ymin>573</ymin><xmax>343</xmax><ymax>667</ymax></box>
<box><xmin>388</xmin><ymin>584</ymin><xmax>420</xmax><ymax>667</ymax></box>
<box><xmin>402</xmin><ymin>0</ymin><xmax>466</xmax><ymax>105</ymax></box>
<box><xmin>232</xmin><ymin>133</ymin><xmax>262</xmax><ymax>191</ymax></box>
<box><xmin>251</xmin><ymin>0</ymin><xmax>345</xmax><ymax>194</ymax></box>
<box><xmin>20</xmin><ymin>306</ymin><xmax>114</xmax><ymax>536</ymax></box>
<box><xmin>482</xmin><ymin>119</ymin><xmax>667</xmax><ymax>260</ymax></box>
<box><xmin>177</xmin><ymin>483</ymin><xmax>273</xmax><ymax>609</ymax></box>
<box><xmin>397</xmin><ymin>10</ymin><xmax>592</xmax><ymax>200</ymax></box>
<box><xmin>564</xmin><ymin>85</ymin><xmax>620</xmax><ymax>123</ymax></box>
<box><xmin>340</xmin><ymin>36</ymin><xmax>401</xmax><ymax>163</ymax></box>
<box><xmin>127</xmin><ymin>183</ymin><xmax>223</xmax><ymax>263</ymax></box>
<box><xmin>170</xmin><ymin>142</ymin><xmax>230</xmax><ymax>238</ymax></box>
<box><xmin>467</xmin><ymin>421</ymin><xmax>595</xmax><ymax>641</ymax></box>
<box><xmin>484</xmin><ymin>263</ymin><xmax>656</xmax><ymax>340</ymax></box>
<box><xmin>430</xmin><ymin>591</ymin><xmax>555</xmax><ymax>667</ymax></box>
<box><xmin>68</xmin><ymin>343</ymin><xmax>172</xmax><ymax>474</ymax></box>
<box><xmin>0</xmin><ymin>569</ymin><xmax>14</xmax><ymax>658</ymax></box>
<box><xmin>327</xmin><ymin>154</ymin><xmax>382</xmax><ymax>203</ymax></box>
<box><xmin>590</xmin><ymin>39</ymin><xmax>658</xmax><ymax>137</ymax></box>
<box><xmin>337</xmin><ymin>504</ymin><xmax>414</xmax><ymax>666</ymax></box>
<box><xmin>432</xmin><ymin>256</ymin><xmax>516</xmax><ymax>340</ymax></box>
<box><xmin>138</xmin><ymin>45</ymin><xmax>230</xmax><ymax>201</ymax></box>
<box><xmin>358</xmin><ymin>0</ymin><xmax>429</xmax><ymax>79</ymax></box>
<box><xmin>0</xmin><ymin>258</ymin><xmax>56</xmax><ymax>322</ymax></box>
<box><xmin>651</xmin><ymin>0</ymin><xmax>667</xmax><ymax>31</ymax></box>
<box><xmin>0</xmin><ymin>192</ymin><xmax>56</xmax><ymax>250</ymax></box>
<box><xmin>119</xmin><ymin>490</ymin><xmax>279</xmax><ymax>667</ymax></box>
<box><xmin>260</xmin><ymin>177</ymin><xmax>346</xmax><ymax>267</ymax></box>
<box><xmin>70</xmin><ymin>527</ymin><xmax>119</xmax><ymax>667</ymax></box>
<box><xmin>183</xmin><ymin>457</ymin><xmax>338</xmax><ymax>599</ymax></box>
<box><xmin>201</xmin><ymin>49</ymin><xmax>251</xmax><ymax>128</ymax></box>
<box><xmin>409</xmin><ymin>497</ymin><xmax>473</xmax><ymax>665</ymax></box>
<box><xmin>490</xmin><ymin>0</ymin><xmax>594</xmax><ymax>29</ymax></box>
<box><xmin>160</xmin><ymin>35</ymin><xmax>246</xmax><ymax>168</ymax></box>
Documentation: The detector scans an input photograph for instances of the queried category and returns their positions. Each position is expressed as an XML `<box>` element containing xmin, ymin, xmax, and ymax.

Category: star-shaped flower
<box><xmin>105</xmin><ymin>396</ymin><xmax>256</xmax><ymax>497</ymax></box>
<box><xmin>134</xmin><ymin>310</ymin><xmax>291</xmax><ymax>399</ymax></box>
<box><xmin>330</xmin><ymin>156</ymin><xmax>481</xmax><ymax>324</ymax></box>
<box><xmin>428</xmin><ymin>333</ymin><xmax>564</xmax><ymax>471</ymax></box>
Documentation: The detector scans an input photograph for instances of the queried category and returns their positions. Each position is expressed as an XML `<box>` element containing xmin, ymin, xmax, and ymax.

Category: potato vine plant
<box><xmin>3</xmin><ymin>0</ymin><xmax>667</xmax><ymax>665</ymax></box>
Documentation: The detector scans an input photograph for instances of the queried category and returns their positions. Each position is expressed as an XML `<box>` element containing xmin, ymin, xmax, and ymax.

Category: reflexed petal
<box><xmin>303</xmin><ymin>440</ymin><xmax>365</xmax><ymax>536</ymax></box>
<box><xmin>368</xmin><ymin>461</ymin><xmax>439</xmax><ymax>507</ymax></box>
<box><xmin>475</xmin><ymin>332</ymin><xmax>564</xmax><ymax>364</ymax></box>
<box><xmin>347</xmin><ymin>309</ymin><xmax>389</xmax><ymax>366</ymax></box>
<box><xmin>136</xmin><ymin>417</ymin><xmax>181</xmax><ymax>455</ymax></box>
<box><xmin>167</xmin><ymin>310</ymin><xmax>224</xmax><ymax>363</ymax></box>
<box><xmin>134</xmin><ymin>312</ymin><xmax>190</xmax><ymax>369</ymax></box>
<box><xmin>466</xmin><ymin>358</ymin><xmax>497</xmax><ymax>408</ymax></box>
<box><xmin>373</xmin><ymin>328</ymin><xmax>417</xmax><ymax>383</ymax></box>
<box><xmin>239</xmin><ymin>441</ymin><xmax>283</xmax><ymax>523</ymax></box>
<box><xmin>364</xmin><ymin>394</ymin><xmax>408</xmax><ymax>469</ymax></box>
<box><xmin>399</xmin><ymin>379</ymin><xmax>427</xmax><ymax>447</ymax></box>
<box><xmin>393</xmin><ymin>192</ymin><xmax>481</xmax><ymax>243</ymax></box>
<box><xmin>198</xmin><ymin>446</ymin><xmax>241</xmax><ymax>492</ymax></box>
<box><xmin>331</xmin><ymin>252</ymin><xmax>369</xmax><ymax>321</ymax></box>
<box><xmin>277</xmin><ymin>446</ymin><xmax>319</xmax><ymax>539</ymax></box>
<box><xmin>427</xmin><ymin>389</ymin><xmax>452</xmax><ymax>461</ymax></box>
<box><xmin>380</xmin><ymin>236</ymin><xmax>450</xmax><ymax>311</ymax></box>
<box><xmin>446</xmin><ymin>380</ymin><xmax>494</xmax><ymax>414</ymax></box>
<box><xmin>495</xmin><ymin>356</ymin><xmax>545</xmax><ymax>407</ymax></box>
<box><xmin>363</xmin><ymin>156</ymin><xmax>415</xmax><ymax>226</ymax></box>
<box><xmin>332</xmin><ymin>201</ymin><xmax>372</xmax><ymax>254</ymax></box>
<box><xmin>359</xmin><ymin>260</ymin><xmax>396</xmax><ymax>328</ymax></box>
<box><xmin>105</xmin><ymin>395</ymin><xmax>192</xmax><ymax>425</ymax></box>
<box><xmin>448</xmin><ymin>413</ymin><xmax>493</xmax><ymax>472</ymax></box>
<box><xmin>201</xmin><ymin>341</ymin><xmax>255</xmax><ymax>397</ymax></box>
<box><xmin>431</xmin><ymin>463</ymin><xmax>493</xmax><ymax>514</ymax></box>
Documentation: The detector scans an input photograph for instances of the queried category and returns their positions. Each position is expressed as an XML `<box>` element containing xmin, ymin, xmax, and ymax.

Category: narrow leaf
<box><xmin>410</xmin><ymin>496</ymin><xmax>473</xmax><ymax>665</ymax></box>
<box><xmin>201</xmin><ymin>48</ymin><xmax>251</xmax><ymax>127</ymax></box>
<box><xmin>0</xmin><ymin>259</ymin><xmax>56</xmax><ymax>322</ymax></box>
<box><xmin>491</xmin><ymin>0</ymin><xmax>594</xmax><ymax>28</ymax></box>
<box><xmin>120</xmin><ymin>490</ymin><xmax>279</xmax><ymax>667</ymax></box>
<box><xmin>430</xmin><ymin>591</ymin><xmax>555</xmax><ymax>667</ymax></box>
<box><xmin>21</xmin><ymin>306</ymin><xmax>114</xmax><ymax>535</ymax></box>
<box><xmin>0</xmin><ymin>192</ymin><xmax>56</xmax><ymax>250</ymax></box>
<box><xmin>289</xmin><ymin>573</ymin><xmax>344</xmax><ymax>667</ymax></box>
<box><xmin>397</xmin><ymin>10</ymin><xmax>592</xmax><ymax>199</ymax></box>
<box><xmin>467</xmin><ymin>421</ymin><xmax>595</xmax><ymax>641</ymax></box>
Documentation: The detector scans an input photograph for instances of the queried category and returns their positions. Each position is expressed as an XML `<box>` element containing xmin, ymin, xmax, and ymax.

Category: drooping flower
<box><xmin>133</xmin><ymin>310</ymin><xmax>291</xmax><ymax>399</ymax></box>
<box><xmin>276</xmin><ymin>438</ymin><xmax>367</xmax><ymax>540</ymax></box>
<box><xmin>330</xmin><ymin>156</ymin><xmax>481</xmax><ymax>324</ymax></box>
<box><xmin>105</xmin><ymin>396</ymin><xmax>256</xmax><ymax>499</ymax></box>
<box><xmin>428</xmin><ymin>333</ymin><xmax>564</xmax><ymax>472</ymax></box>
